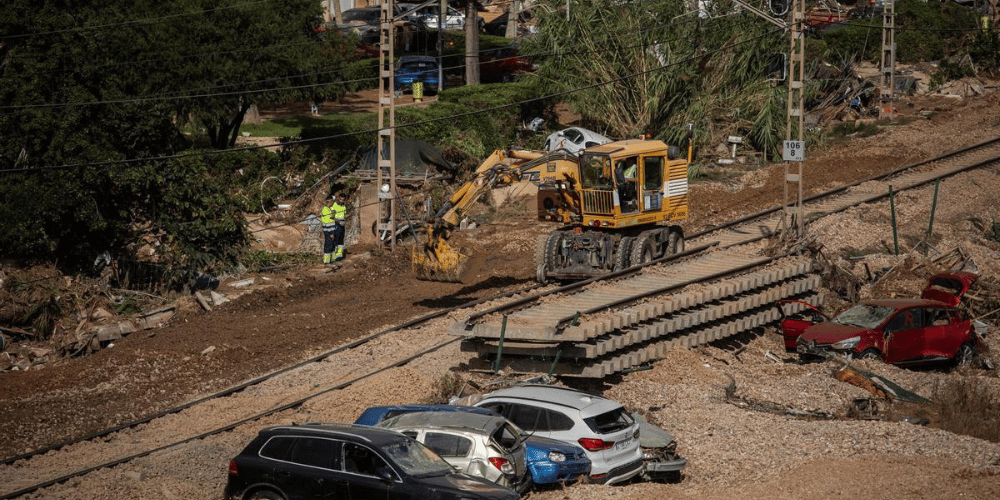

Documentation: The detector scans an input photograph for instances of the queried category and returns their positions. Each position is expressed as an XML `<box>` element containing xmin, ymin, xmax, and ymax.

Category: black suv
<box><xmin>225</xmin><ymin>423</ymin><xmax>519</xmax><ymax>500</ymax></box>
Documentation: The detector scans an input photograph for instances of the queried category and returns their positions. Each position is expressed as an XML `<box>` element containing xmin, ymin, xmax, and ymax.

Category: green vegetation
<box><xmin>0</xmin><ymin>0</ymin><xmax>993</xmax><ymax>296</ymax></box>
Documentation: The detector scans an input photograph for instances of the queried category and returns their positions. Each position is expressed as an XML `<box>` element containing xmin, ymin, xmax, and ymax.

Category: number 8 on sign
<box><xmin>783</xmin><ymin>140</ymin><xmax>805</xmax><ymax>162</ymax></box>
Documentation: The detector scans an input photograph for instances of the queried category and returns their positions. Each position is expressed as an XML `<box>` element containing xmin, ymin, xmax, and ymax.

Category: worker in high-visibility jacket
<box><xmin>321</xmin><ymin>195</ymin><xmax>338</xmax><ymax>265</ymax></box>
<box><xmin>331</xmin><ymin>193</ymin><xmax>348</xmax><ymax>261</ymax></box>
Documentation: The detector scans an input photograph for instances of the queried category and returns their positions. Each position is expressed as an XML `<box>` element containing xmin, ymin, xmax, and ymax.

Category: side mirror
<box><xmin>377</xmin><ymin>468</ymin><xmax>394</xmax><ymax>482</ymax></box>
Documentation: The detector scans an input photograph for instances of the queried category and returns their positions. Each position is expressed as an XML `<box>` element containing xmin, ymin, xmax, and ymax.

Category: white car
<box><xmin>473</xmin><ymin>384</ymin><xmax>644</xmax><ymax>485</ymax></box>
<box><xmin>543</xmin><ymin>127</ymin><xmax>612</xmax><ymax>155</ymax></box>
<box><xmin>399</xmin><ymin>3</ymin><xmax>467</xmax><ymax>30</ymax></box>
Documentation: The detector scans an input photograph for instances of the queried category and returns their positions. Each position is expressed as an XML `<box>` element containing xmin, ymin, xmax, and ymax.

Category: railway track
<box><xmin>457</xmin><ymin>137</ymin><xmax>1000</xmax><ymax>377</ymax></box>
<box><xmin>2</xmin><ymin>138</ymin><xmax>998</xmax><ymax>498</ymax></box>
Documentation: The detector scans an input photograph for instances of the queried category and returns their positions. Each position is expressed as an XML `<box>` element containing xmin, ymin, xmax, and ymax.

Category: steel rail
<box><xmin>6</xmin><ymin>138</ymin><xmax>1000</xmax><ymax>496</ymax></box>
<box><xmin>551</xmin><ymin>254</ymin><xmax>782</xmax><ymax>331</ymax></box>
<box><xmin>0</xmin><ymin>337</ymin><xmax>461</xmax><ymax>500</ymax></box>
<box><xmin>686</xmin><ymin>136</ymin><xmax>1000</xmax><ymax>240</ymax></box>
<box><xmin>460</xmin><ymin>241</ymin><xmax>720</xmax><ymax>330</ymax></box>
<box><xmin>1</xmin><ymin>282</ymin><xmax>543</xmax><ymax>468</ymax></box>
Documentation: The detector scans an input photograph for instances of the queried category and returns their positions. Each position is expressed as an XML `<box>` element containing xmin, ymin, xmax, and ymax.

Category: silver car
<box><xmin>378</xmin><ymin>411</ymin><xmax>531</xmax><ymax>493</ymax></box>
<box><xmin>473</xmin><ymin>384</ymin><xmax>644</xmax><ymax>484</ymax></box>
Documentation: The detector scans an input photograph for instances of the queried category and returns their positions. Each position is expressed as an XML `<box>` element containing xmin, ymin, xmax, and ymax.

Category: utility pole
<box><xmin>880</xmin><ymin>0</ymin><xmax>896</xmax><ymax>121</ymax></box>
<box><xmin>783</xmin><ymin>0</ymin><xmax>806</xmax><ymax>239</ymax></box>
<box><xmin>377</xmin><ymin>0</ymin><xmax>398</xmax><ymax>250</ymax></box>
<box><xmin>732</xmin><ymin>0</ymin><xmax>806</xmax><ymax>238</ymax></box>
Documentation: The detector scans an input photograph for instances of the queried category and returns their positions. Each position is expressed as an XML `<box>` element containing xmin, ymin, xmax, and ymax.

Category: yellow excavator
<box><xmin>412</xmin><ymin>130</ymin><xmax>692</xmax><ymax>283</ymax></box>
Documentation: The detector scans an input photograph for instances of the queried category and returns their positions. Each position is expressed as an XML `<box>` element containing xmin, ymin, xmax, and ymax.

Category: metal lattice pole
<box><xmin>880</xmin><ymin>0</ymin><xmax>896</xmax><ymax>121</ymax></box>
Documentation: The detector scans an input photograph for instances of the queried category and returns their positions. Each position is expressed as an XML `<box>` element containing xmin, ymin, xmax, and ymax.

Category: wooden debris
<box><xmin>194</xmin><ymin>291</ymin><xmax>212</xmax><ymax>311</ymax></box>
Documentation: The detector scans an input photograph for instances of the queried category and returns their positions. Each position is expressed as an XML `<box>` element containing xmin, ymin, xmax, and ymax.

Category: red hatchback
<box><xmin>780</xmin><ymin>273</ymin><xmax>985</xmax><ymax>366</ymax></box>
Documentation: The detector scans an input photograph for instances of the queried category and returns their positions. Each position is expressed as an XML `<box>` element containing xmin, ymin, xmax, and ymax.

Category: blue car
<box><xmin>354</xmin><ymin>405</ymin><xmax>591</xmax><ymax>487</ymax></box>
<box><xmin>394</xmin><ymin>55</ymin><xmax>442</xmax><ymax>95</ymax></box>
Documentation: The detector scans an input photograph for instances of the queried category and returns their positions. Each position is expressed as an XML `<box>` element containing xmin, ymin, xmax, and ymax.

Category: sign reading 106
<box><xmin>783</xmin><ymin>140</ymin><xmax>805</xmax><ymax>162</ymax></box>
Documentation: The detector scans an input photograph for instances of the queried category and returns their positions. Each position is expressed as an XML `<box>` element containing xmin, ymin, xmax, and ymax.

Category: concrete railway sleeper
<box><xmin>465</xmin><ymin>274</ymin><xmax>822</xmax><ymax>360</ymax></box>
<box><xmin>458</xmin><ymin>251</ymin><xmax>804</xmax><ymax>342</ymax></box>
<box><xmin>461</xmin><ymin>261</ymin><xmax>822</xmax><ymax>376</ymax></box>
<box><xmin>466</xmin><ymin>291</ymin><xmax>823</xmax><ymax>378</ymax></box>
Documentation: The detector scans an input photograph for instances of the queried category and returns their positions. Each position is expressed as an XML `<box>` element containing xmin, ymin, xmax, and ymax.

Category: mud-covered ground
<box><xmin>2</xmin><ymin>86</ymin><xmax>1000</xmax><ymax>499</ymax></box>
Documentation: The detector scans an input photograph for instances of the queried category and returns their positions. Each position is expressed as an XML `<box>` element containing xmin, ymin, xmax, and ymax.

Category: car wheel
<box><xmin>249</xmin><ymin>490</ymin><xmax>283</xmax><ymax>500</ymax></box>
<box><xmin>954</xmin><ymin>342</ymin><xmax>975</xmax><ymax>367</ymax></box>
<box><xmin>500</xmin><ymin>71</ymin><xmax>513</xmax><ymax>83</ymax></box>
<box><xmin>857</xmin><ymin>348</ymin><xmax>880</xmax><ymax>361</ymax></box>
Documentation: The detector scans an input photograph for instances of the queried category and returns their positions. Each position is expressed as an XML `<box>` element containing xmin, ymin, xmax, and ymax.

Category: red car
<box><xmin>779</xmin><ymin>273</ymin><xmax>986</xmax><ymax>367</ymax></box>
<box><xmin>479</xmin><ymin>47</ymin><xmax>533</xmax><ymax>83</ymax></box>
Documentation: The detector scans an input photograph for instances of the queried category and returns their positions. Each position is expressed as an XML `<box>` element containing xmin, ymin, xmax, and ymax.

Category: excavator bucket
<box><xmin>412</xmin><ymin>239</ymin><xmax>474</xmax><ymax>283</ymax></box>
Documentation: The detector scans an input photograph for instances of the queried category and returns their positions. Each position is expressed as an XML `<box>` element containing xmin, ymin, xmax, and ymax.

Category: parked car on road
<box><xmin>543</xmin><ymin>127</ymin><xmax>612</xmax><ymax>155</ymax></box>
<box><xmin>473</xmin><ymin>384</ymin><xmax>646</xmax><ymax>484</ymax></box>
<box><xmin>355</xmin><ymin>404</ymin><xmax>591</xmax><ymax>487</ymax></box>
<box><xmin>787</xmin><ymin>272</ymin><xmax>987</xmax><ymax>367</ymax></box>
<box><xmin>398</xmin><ymin>3</ymin><xmax>481</xmax><ymax>31</ymax></box>
<box><xmin>394</xmin><ymin>55</ymin><xmax>442</xmax><ymax>95</ymax></box>
<box><xmin>224</xmin><ymin>423</ymin><xmax>518</xmax><ymax>500</ymax></box>
<box><xmin>479</xmin><ymin>47</ymin><xmax>533</xmax><ymax>83</ymax></box>
<box><xmin>377</xmin><ymin>411</ymin><xmax>532</xmax><ymax>493</ymax></box>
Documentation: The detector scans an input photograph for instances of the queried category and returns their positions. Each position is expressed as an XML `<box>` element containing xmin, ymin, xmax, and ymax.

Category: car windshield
<box><xmin>832</xmin><ymin>303</ymin><xmax>895</xmax><ymax>329</ymax></box>
<box><xmin>343</xmin><ymin>10</ymin><xmax>377</xmax><ymax>23</ymax></box>
<box><xmin>400</xmin><ymin>61</ymin><xmax>435</xmax><ymax>71</ymax></box>
<box><xmin>380</xmin><ymin>438</ymin><xmax>454</xmax><ymax>477</ymax></box>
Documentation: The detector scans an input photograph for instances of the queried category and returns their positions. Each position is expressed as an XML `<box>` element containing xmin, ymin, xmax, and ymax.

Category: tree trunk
<box><xmin>225</xmin><ymin>100</ymin><xmax>252</xmax><ymax>149</ymax></box>
<box><xmin>465</xmin><ymin>1</ymin><xmax>479</xmax><ymax>85</ymax></box>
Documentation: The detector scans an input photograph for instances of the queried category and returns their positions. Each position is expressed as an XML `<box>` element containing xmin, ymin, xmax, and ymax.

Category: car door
<box><xmin>882</xmin><ymin>307</ymin><xmax>927</xmax><ymax>364</ymax></box>
<box><xmin>777</xmin><ymin>300</ymin><xmax>830</xmax><ymax>350</ymax></box>
<box><xmin>421</xmin><ymin>431</ymin><xmax>474</xmax><ymax>476</ymax></box>
<box><xmin>343</xmin><ymin>442</ymin><xmax>406</xmax><ymax>500</ymax></box>
<box><xmin>282</xmin><ymin>436</ymin><xmax>349</xmax><ymax>500</ymax></box>
<box><xmin>922</xmin><ymin>307</ymin><xmax>969</xmax><ymax>359</ymax></box>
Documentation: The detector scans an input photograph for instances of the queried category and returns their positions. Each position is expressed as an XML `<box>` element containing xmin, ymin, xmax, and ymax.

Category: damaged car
<box><xmin>786</xmin><ymin>272</ymin><xmax>988</xmax><ymax>367</ymax></box>
<box><xmin>473</xmin><ymin>384</ymin><xmax>686</xmax><ymax>484</ymax></box>
<box><xmin>354</xmin><ymin>404</ymin><xmax>592</xmax><ymax>487</ymax></box>
<box><xmin>376</xmin><ymin>411</ymin><xmax>532</xmax><ymax>494</ymax></box>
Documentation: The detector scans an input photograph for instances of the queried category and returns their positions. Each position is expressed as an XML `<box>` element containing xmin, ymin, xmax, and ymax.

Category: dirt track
<box><xmin>2</xmin><ymin>87</ymin><xmax>1000</xmax><ymax>499</ymax></box>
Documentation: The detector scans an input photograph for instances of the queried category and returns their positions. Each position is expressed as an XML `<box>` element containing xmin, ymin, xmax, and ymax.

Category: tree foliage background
<box><xmin>0</xmin><ymin>0</ymin><xmax>350</xmax><ymax>286</ymax></box>
<box><xmin>522</xmin><ymin>0</ymin><xmax>789</xmax><ymax>157</ymax></box>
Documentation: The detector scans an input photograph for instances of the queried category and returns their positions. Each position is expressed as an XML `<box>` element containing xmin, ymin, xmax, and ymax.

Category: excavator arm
<box><xmin>412</xmin><ymin>149</ymin><xmax>576</xmax><ymax>282</ymax></box>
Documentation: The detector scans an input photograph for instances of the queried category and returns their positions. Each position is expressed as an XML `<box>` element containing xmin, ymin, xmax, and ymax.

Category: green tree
<box><xmin>0</xmin><ymin>0</ymin><xmax>347</xmax><ymax>278</ymax></box>
<box><xmin>522</xmin><ymin>0</ymin><xmax>788</xmax><ymax>156</ymax></box>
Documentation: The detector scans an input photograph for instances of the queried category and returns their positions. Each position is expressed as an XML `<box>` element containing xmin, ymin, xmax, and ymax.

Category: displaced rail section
<box><xmin>457</xmin><ymin>138</ymin><xmax>1000</xmax><ymax>377</ymax></box>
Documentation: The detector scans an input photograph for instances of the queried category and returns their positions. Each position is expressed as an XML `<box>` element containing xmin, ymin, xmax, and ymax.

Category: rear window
<box><xmin>491</xmin><ymin>424</ymin><xmax>521</xmax><ymax>451</ymax></box>
<box><xmin>507</xmin><ymin>404</ymin><xmax>574</xmax><ymax>432</ymax></box>
<box><xmin>583</xmin><ymin>407</ymin><xmax>634</xmax><ymax>435</ymax></box>
<box><xmin>424</xmin><ymin>432</ymin><xmax>472</xmax><ymax>457</ymax></box>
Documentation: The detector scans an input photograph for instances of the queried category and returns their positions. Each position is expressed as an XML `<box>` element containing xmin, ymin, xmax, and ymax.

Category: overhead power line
<box><xmin>0</xmin><ymin>0</ymin><xmax>276</xmax><ymax>41</ymax></box>
<box><xmin>0</xmin><ymin>23</ymin><xmax>788</xmax><ymax>174</ymax></box>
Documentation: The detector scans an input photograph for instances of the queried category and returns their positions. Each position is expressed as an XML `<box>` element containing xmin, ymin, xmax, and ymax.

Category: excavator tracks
<box><xmin>456</xmin><ymin>137</ymin><xmax>1000</xmax><ymax>377</ymax></box>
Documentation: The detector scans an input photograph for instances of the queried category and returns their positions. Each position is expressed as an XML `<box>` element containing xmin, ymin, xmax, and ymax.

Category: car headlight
<box><xmin>831</xmin><ymin>336</ymin><xmax>860</xmax><ymax>350</ymax></box>
<box><xmin>547</xmin><ymin>451</ymin><xmax>566</xmax><ymax>462</ymax></box>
